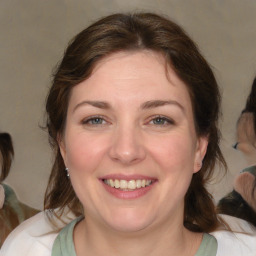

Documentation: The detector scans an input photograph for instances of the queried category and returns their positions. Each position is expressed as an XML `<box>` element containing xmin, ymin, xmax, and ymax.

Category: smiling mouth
<box><xmin>103</xmin><ymin>179</ymin><xmax>154</xmax><ymax>191</ymax></box>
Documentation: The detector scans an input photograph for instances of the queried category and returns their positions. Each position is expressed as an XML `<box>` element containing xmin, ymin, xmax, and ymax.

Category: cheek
<box><xmin>64</xmin><ymin>133</ymin><xmax>110</xmax><ymax>173</ymax></box>
<box><xmin>148</xmin><ymin>133</ymin><xmax>196</xmax><ymax>172</ymax></box>
<box><xmin>146</xmin><ymin>134</ymin><xmax>196</xmax><ymax>211</ymax></box>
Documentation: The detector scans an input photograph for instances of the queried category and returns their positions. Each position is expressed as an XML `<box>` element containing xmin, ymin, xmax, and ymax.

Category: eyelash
<box><xmin>81</xmin><ymin>116</ymin><xmax>108</xmax><ymax>126</ymax></box>
<box><xmin>148</xmin><ymin>115</ymin><xmax>174</xmax><ymax>126</ymax></box>
<box><xmin>81</xmin><ymin>115</ymin><xmax>174</xmax><ymax>127</ymax></box>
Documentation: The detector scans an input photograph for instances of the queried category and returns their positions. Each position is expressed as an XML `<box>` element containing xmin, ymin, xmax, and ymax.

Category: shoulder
<box><xmin>1</xmin><ymin>211</ymin><xmax>67</xmax><ymax>256</ymax></box>
<box><xmin>211</xmin><ymin>230</ymin><xmax>256</xmax><ymax>256</ymax></box>
<box><xmin>220</xmin><ymin>214</ymin><xmax>256</xmax><ymax>234</ymax></box>
<box><xmin>52</xmin><ymin>217</ymin><xmax>82</xmax><ymax>256</ymax></box>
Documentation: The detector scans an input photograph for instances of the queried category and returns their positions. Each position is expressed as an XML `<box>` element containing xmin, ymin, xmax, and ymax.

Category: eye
<box><xmin>149</xmin><ymin>116</ymin><xmax>174</xmax><ymax>126</ymax></box>
<box><xmin>82</xmin><ymin>116</ymin><xmax>107</xmax><ymax>126</ymax></box>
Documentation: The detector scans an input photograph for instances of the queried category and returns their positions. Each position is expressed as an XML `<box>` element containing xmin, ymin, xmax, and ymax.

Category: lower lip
<box><xmin>101</xmin><ymin>181</ymin><xmax>156</xmax><ymax>200</ymax></box>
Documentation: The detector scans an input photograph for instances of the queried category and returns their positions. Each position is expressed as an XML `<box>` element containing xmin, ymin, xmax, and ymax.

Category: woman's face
<box><xmin>60</xmin><ymin>51</ymin><xmax>208</xmax><ymax>232</ymax></box>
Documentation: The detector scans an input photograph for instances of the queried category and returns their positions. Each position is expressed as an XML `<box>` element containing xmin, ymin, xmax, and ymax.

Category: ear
<box><xmin>57</xmin><ymin>133</ymin><xmax>67</xmax><ymax>166</ymax></box>
<box><xmin>193</xmin><ymin>136</ymin><xmax>208</xmax><ymax>173</ymax></box>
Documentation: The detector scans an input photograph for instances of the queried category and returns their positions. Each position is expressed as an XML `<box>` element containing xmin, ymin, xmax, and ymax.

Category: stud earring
<box><xmin>65</xmin><ymin>167</ymin><xmax>70</xmax><ymax>177</ymax></box>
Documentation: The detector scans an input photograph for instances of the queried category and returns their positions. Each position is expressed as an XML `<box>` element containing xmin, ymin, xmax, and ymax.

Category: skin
<box><xmin>60</xmin><ymin>50</ymin><xmax>208</xmax><ymax>256</ymax></box>
<box><xmin>236</xmin><ymin>112</ymin><xmax>256</xmax><ymax>166</ymax></box>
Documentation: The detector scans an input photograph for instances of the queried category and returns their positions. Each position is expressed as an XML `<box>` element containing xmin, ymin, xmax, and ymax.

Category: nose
<box><xmin>108</xmin><ymin>125</ymin><xmax>146</xmax><ymax>165</ymax></box>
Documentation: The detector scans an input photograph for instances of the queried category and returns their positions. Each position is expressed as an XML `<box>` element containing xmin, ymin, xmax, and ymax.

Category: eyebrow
<box><xmin>141</xmin><ymin>100</ymin><xmax>184</xmax><ymax>112</ymax></box>
<box><xmin>73</xmin><ymin>101</ymin><xmax>111</xmax><ymax>112</ymax></box>
<box><xmin>73</xmin><ymin>99</ymin><xmax>184</xmax><ymax>112</ymax></box>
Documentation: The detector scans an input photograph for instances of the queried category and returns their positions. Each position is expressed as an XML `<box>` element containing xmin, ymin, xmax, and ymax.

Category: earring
<box><xmin>65</xmin><ymin>167</ymin><xmax>70</xmax><ymax>177</ymax></box>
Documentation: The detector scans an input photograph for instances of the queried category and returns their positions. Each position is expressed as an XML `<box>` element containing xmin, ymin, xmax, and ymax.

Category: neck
<box><xmin>74</xmin><ymin>215</ymin><xmax>203</xmax><ymax>256</ymax></box>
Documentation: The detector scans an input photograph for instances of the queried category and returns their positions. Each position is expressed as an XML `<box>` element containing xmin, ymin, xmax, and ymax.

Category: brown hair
<box><xmin>243</xmin><ymin>76</ymin><xmax>256</xmax><ymax>133</ymax></box>
<box><xmin>44</xmin><ymin>13</ymin><xmax>226</xmax><ymax>232</ymax></box>
<box><xmin>0</xmin><ymin>133</ymin><xmax>14</xmax><ymax>182</ymax></box>
<box><xmin>217</xmin><ymin>189</ymin><xmax>256</xmax><ymax>227</ymax></box>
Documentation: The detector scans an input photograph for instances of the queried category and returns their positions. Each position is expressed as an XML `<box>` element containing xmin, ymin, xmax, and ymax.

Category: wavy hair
<box><xmin>44</xmin><ymin>13</ymin><xmax>226</xmax><ymax>232</ymax></box>
<box><xmin>0</xmin><ymin>133</ymin><xmax>14</xmax><ymax>182</ymax></box>
<box><xmin>243</xmin><ymin>77</ymin><xmax>256</xmax><ymax>132</ymax></box>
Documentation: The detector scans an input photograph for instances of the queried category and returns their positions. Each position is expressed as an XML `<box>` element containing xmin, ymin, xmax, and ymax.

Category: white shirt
<box><xmin>1</xmin><ymin>212</ymin><xmax>256</xmax><ymax>256</ymax></box>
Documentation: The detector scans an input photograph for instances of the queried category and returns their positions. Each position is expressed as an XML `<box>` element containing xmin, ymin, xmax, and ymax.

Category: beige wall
<box><xmin>1</xmin><ymin>0</ymin><xmax>256</xmax><ymax>209</ymax></box>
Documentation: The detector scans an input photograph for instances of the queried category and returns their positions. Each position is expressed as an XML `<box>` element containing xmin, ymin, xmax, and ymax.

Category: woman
<box><xmin>217</xmin><ymin>77</ymin><xmax>256</xmax><ymax>230</ymax></box>
<box><xmin>2</xmin><ymin>13</ymin><xmax>256</xmax><ymax>256</ymax></box>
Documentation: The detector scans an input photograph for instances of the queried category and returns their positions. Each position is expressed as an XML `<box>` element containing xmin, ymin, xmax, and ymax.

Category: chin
<box><xmin>103</xmin><ymin>210</ymin><xmax>155</xmax><ymax>233</ymax></box>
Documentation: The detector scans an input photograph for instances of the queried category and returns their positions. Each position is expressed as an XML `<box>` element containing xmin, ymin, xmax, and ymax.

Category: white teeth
<box><xmin>127</xmin><ymin>180</ymin><xmax>136</xmax><ymax>189</ymax></box>
<box><xmin>120</xmin><ymin>180</ymin><xmax>127</xmax><ymax>189</ymax></box>
<box><xmin>136</xmin><ymin>180</ymin><xmax>142</xmax><ymax>188</ymax></box>
<box><xmin>146</xmin><ymin>180</ymin><xmax>151</xmax><ymax>186</ymax></box>
<box><xmin>114</xmin><ymin>179</ymin><xmax>120</xmax><ymax>188</ymax></box>
<box><xmin>104</xmin><ymin>179</ymin><xmax>153</xmax><ymax>190</ymax></box>
<box><xmin>109</xmin><ymin>179</ymin><xmax>114</xmax><ymax>187</ymax></box>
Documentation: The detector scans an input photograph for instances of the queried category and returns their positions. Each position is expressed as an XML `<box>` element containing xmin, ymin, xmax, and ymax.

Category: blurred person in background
<box><xmin>217</xmin><ymin>77</ymin><xmax>256</xmax><ymax>232</ymax></box>
<box><xmin>0</xmin><ymin>132</ymin><xmax>39</xmax><ymax>247</ymax></box>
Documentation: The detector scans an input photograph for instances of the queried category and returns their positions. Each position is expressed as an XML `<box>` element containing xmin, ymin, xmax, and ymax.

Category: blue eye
<box><xmin>89</xmin><ymin>118</ymin><xmax>104</xmax><ymax>124</ymax></box>
<box><xmin>153</xmin><ymin>117</ymin><xmax>166</xmax><ymax>125</ymax></box>
<box><xmin>150</xmin><ymin>116</ymin><xmax>173</xmax><ymax>126</ymax></box>
<box><xmin>82</xmin><ymin>117</ymin><xmax>106</xmax><ymax>125</ymax></box>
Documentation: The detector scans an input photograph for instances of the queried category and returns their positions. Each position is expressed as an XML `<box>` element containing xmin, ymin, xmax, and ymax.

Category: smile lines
<box><xmin>103</xmin><ymin>179</ymin><xmax>153</xmax><ymax>190</ymax></box>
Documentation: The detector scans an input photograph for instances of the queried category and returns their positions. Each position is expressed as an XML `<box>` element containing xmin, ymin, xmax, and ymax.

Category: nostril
<box><xmin>108</xmin><ymin>130</ymin><xmax>146</xmax><ymax>164</ymax></box>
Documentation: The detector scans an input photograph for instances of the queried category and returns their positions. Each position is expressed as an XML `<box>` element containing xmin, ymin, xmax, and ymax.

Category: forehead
<box><xmin>91</xmin><ymin>50</ymin><xmax>175</xmax><ymax>85</ymax></box>
<box><xmin>69</xmin><ymin>50</ymin><xmax>192</xmax><ymax>109</ymax></box>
